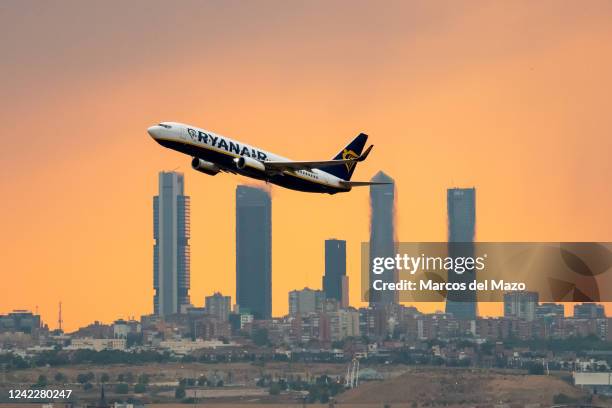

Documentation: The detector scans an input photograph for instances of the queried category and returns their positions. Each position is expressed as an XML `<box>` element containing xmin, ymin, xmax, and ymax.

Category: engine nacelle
<box><xmin>233</xmin><ymin>156</ymin><xmax>266</xmax><ymax>172</ymax></box>
<box><xmin>191</xmin><ymin>157</ymin><xmax>220</xmax><ymax>176</ymax></box>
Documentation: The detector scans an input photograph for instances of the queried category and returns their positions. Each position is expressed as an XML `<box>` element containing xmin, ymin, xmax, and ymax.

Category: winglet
<box><xmin>358</xmin><ymin>145</ymin><xmax>374</xmax><ymax>162</ymax></box>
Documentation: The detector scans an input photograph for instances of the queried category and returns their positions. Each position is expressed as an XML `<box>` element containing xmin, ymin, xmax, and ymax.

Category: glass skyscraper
<box><xmin>153</xmin><ymin>171</ymin><xmax>191</xmax><ymax>316</ymax></box>
<box><xmin>445</xmin><ymin>187</ymin><xmax>477</xmax><ymax>320</ymax></box>
<box><xmin>236</xmin><ymin>186</ymin><xmax>272</xmax><ymax>319</ymax></box>
<box><xmin>323</xmin><ymin>239</ymin><xmax>348</xmax><ymax>307</ymax></box>
<box><xmin>369</xmin><ymin>171</ymin><xmax>397</xmax><ymax>306</ymax></box>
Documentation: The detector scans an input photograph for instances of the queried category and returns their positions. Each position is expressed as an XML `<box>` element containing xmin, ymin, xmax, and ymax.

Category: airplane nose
<box><xmin>147</xmin><ymin>125</ymin><xmax>161</xmax><ymax>139</ymax></box>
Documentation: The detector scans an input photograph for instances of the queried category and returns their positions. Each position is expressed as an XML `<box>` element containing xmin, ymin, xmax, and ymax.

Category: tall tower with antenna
<box><xmin>58</xmin><ymin>301</ymin><xmax>63</xmax><ymax>332</ymax></box>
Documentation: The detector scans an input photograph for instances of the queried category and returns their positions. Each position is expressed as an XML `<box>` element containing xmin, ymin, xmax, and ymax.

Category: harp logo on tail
<box><xmin>342</xmin><ymin>149</ymin><xmax>359</xmax><ymax>171</ymax></box>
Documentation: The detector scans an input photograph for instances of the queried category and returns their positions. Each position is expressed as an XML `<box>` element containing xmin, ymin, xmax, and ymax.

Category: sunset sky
<box><xmin>1</xmin><ymin>1</ymin><xmax>611</xmax><ymax>331</ymax></box>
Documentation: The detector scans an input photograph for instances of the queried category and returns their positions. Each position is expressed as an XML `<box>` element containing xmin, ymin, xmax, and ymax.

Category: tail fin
<box><xmin>321</xmin><ymin>133</ymin><xmax>368</xmax><ymax>181</ymax></box>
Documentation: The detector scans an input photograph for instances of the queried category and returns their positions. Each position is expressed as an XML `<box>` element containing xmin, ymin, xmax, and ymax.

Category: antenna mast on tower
<box><xmin>58</xmin><ymin>302</ymin><xmax>63</xmax><ymax>332</ymax></box>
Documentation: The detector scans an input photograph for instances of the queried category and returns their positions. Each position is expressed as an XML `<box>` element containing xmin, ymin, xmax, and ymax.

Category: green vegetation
<box><xmin>76</xmin><ymin>372</ymin><xmax>95</xmax><ymax>384</ymax></box>
<box><xmin>114</xmin><ymin>383</ymin><xmax>129</xmax><ymax>394</ymax></box>
<box><xmin>31</xmin><ymin>374</ymin><xmax>47</xmax><ymax>389</ymax></box>
<box><xmin>504</xmin><ymin>335</ymin><xmax>612</xmax><ymax>353</ymax></box>
<box><xmin>175</xmin><ymin>386</ymin><xmax>186</xmax><ymax>399</ymax></box>
<box><xmin>134</xmin><ymin>383</ymin><xmax>146</xmax><ymax>393</ymax></box>
<box><xmin>553</xmin><ymin>393</ymin><xmax>579</xmax><ymax>404</ymax></box>
<box><xmin>527</xmin><ymin>362</ymin><xmax>545</xmax><ymax>375</ymax></box>
<box><xmin>251</xmin><ymin>328</ymin><xmax>270</xmax><ymax>346</ymax></box>
<box><xmin>53</xmin><ymin>372</ymin><xmax>67</xmax><ymax>383</ymax></box>
<box><xmin>268</xmin><ymin>383</ymin><xmax>281</xmax><ymax>395</ymax></box>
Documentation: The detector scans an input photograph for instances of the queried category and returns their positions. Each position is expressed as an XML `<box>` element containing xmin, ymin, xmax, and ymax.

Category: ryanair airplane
<box><xmin>148</xmin><ymin>122</ymin><xmax>389</xmax><ymax>194</ymax></box>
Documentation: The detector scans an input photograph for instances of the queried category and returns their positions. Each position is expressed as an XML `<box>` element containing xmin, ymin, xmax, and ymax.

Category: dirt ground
<box><xmin>337</xmin><ymin>367</ymin><xmax>588</xmax><ymax>406</ymax></box>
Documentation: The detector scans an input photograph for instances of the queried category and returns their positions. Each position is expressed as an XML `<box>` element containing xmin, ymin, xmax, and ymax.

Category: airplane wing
<box><xmin>340</xmin><ymin>180</ymin><xmax>393</xmax><ymax>187</ymax></box>
<box><xmin>264</xmin><ymin>145</ymin><xmax>373</xmax><ymax>172</ymax></box>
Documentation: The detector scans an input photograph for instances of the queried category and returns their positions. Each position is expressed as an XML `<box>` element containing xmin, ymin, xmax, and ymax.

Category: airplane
<box><xmin>148</xmin><ymin>122</ymin><xmax>389</xmax><ymax>194</ymax></box>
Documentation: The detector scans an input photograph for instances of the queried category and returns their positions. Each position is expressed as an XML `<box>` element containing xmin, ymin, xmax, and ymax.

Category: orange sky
<box><xmin>1</xmin><ymin>1</ymin><xmax>611</xmax><ymax>331</ymax></box>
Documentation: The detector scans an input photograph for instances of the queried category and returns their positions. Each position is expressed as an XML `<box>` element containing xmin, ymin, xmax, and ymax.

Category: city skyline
<box><xmin>2</xmin><ymin>2</ymin><xmax>612</xmax><ymax>331</ymax></box>
<box><xmin>2</xmin><ymin>167</ymin><xmax>611</xmax><ymax>329</ymax></box>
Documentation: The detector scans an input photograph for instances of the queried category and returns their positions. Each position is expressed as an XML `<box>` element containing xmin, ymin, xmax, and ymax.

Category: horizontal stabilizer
<box><xmin>264</xmin><ymin>144</ymin><xmax>374</xmax><ymax>172</ymax></box>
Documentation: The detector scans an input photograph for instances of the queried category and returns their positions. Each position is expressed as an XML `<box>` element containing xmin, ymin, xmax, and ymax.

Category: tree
<box><xmin>137</xmin><ymin>374</ymin><xmax>150</xmax><ymax>385</ymax></box>
<box><xmin>100</xmin><ymin>373</ymin><xmax>110</xmax><ymax>383</ymax></box>
<box><xmin>33</xmin><ymin>375</ymin><xmax>47</xmax><ymax>388</ymax></box>
<box><xmin>83</xmin><ymin>382</ymin><xmax>93</xmax><ymax>391</ymax></box>
<box><xmin>115</xmin><ymin>383</ymin><xmax>129</xmax><ymax>394</ymax></box>
<box><xmin>252</xmin><ymin>328</ymin><xmax>270</xmax><ymax>346</ymax></box>
<box><xmin>269</xmin><ymin>383</ymin><xmax>281</xmax><ymax>395</ymax></box>
<box><xmin>175</xmin><ymin>386</ymin><xmax>186</xmax><ymax>400</ymax></box>
<box><xmin>124</xmin><ymin>371</ymin><xmax>135</xmax><ymax>383</ymax></box>
<box><xmin>54</xmin><ymin>372</ymin><xmax>66</xmax><ymax>383</ymax></box>
<box><xmin>528</xmin><ymin>363</ymin><xmax>545</xmax><ymax>375</ymax></box>
<box><xmin>77</xmin><ymin>373</ymin><xmax>89</xmax><ymax>384</ymax></box>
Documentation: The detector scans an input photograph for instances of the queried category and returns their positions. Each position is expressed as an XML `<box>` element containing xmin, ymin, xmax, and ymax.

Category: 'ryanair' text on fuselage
<box><xmin>187</xmin><ymin>128</ymin><xmax>268</xmax><ymax>161</ymax></box>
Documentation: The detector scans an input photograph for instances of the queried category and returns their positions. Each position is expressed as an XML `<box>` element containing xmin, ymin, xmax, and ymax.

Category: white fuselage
<box><xmin>148</xmin><ymin>122</ymin><xmax>350</xmax><ymax>194</ymax></box>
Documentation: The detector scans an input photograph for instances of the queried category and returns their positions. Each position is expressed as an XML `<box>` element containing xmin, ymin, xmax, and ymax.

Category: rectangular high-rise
<box><xmin>574</xmin><ymin>303</ymin><xmax>605</xmax><ymax>319</ymax></box>
<box><xmin>323</xmin><ymin>239</ymin><xmax>348</xmax><ymax>307</ymax></box>
<box><xmin>504</xmin><ymin>291</ymin><xmax>539</xmax><ymax>321</ymax></box>
<box><xmin>236</xmin><ymin>186</ymin><xmax>272</xmax><ymax>319</ymax></box>
<box><xmin>445</xmin><ymin>187</ymin><xmax>477</xmax><ymax>320</ymax></box>
<box><xmin>153</xmin><ymin>172</ymin><xmax>191</xmax><ymax>316</ymax></box>
<box><xmin>205</xmin><ymin>292</ymin><xmax>231</xmax><ymax>322</ymax></box>
<box><xmin>289</xmin><ymin>287</ymin><xmax>326</xmax><ymax>316</ymax></box>
<box><xmin>369</xmin><ymin>171</ymin><xmax>397</xmax><ymax>306</ymax></box>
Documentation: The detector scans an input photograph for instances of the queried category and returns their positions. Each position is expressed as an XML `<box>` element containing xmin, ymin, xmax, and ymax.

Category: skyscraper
<box><xmin>369</xmin><ymin>171</ymin><xmax>397</xmax><ymax>306</ymax></box>
<box><xmin>153</xmin><ymin>172</ymin><xmax>191</xmax><ymax>316</ymax></box>
<box><xmin>236</xmin><ymin>186</ymin><xmax>272</xmax><ymax>319</ymax></box>
<box><xmin>323</xmin><ymin>239</ymin><xmax>348</xmax><ymax>307</ymax></box>
<box><xmin>445</xmin><ymin>187</ymin><xmax>477</xmax><ymax>320</ymax></box>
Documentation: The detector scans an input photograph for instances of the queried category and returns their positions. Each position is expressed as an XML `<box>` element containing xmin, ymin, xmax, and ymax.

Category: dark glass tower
<box><xmin>323</xmin><ymin>239</ymin><xmax>347</xmax><ymax>306</ymax></box>
<box><xmin>236</xmin><ymin>186</ymin><xmax>272</xmax><ymax>319</ymax></box>
<box><xmin>369</xmin><ymin>171</ymin><xmax>397</xmax><ymax>306</ymax></box>
<box><xmin>153</xmin><ymin>171</ymin><xmax>191</xmax><ymax>316</ymax></box>
<box><xmin>445</xmin><ymin>187</ymin><xmax>477</xmax><ymax>320</ymax></box>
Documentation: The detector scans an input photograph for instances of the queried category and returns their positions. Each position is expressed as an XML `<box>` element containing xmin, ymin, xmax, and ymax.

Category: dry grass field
<box><xmin>1</xmin><ymin>364</ymin><xmax>604</xmax><ymax>407</ymax></box>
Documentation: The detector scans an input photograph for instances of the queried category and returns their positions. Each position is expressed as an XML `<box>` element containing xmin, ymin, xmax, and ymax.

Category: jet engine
<box><xmin>191</xmin><ymin>157</ymin><xmax>220</xmax><ymax>176</ymax></box>
<box><xmin>233</xmin><ymin>156</ymin><xmax>266</xmax><ymax>172</ymax></box>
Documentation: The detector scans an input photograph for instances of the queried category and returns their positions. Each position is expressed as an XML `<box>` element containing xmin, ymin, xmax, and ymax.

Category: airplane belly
<box><xmin>270</xmin><ymin>174</ymin><xmax>331</xmax><ymax>193</ymax></box>
<box><xmin>156</xmin><ymin>138</ymin><xmax>343</xmax><ymax>193</ymax></box>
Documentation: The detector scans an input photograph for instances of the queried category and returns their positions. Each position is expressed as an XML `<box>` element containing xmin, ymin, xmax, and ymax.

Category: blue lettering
<box><xmin>197</xmin><ymin>131</ymin><xmax>208</xmax><ymax>143</ymax></box>
<box><xmin>229</xmin><ymin>141</ymin><xmax>240</xmax><ymax>154</ymax></box>
<box><xmin>240</xmin><ymin>146</ymin><xmax>251</xmax><ymax>157</ymax></box>
<box><xmin>218</xmin><ymin>138</ymin><xmax>228</xmax><ymax>150</ymax></box>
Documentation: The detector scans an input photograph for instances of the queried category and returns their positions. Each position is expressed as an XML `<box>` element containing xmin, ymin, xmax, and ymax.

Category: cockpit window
<box><xmin>158</xmin><ymin>123</ymin><xmax>172</xmax><ymax>129</ymax></box>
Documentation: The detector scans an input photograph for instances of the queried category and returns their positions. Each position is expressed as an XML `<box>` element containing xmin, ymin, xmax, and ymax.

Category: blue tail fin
<box><xmin>320</xmin><ymin>133</ymin><xmax>368</xmax><ymax>181</ymax></box>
